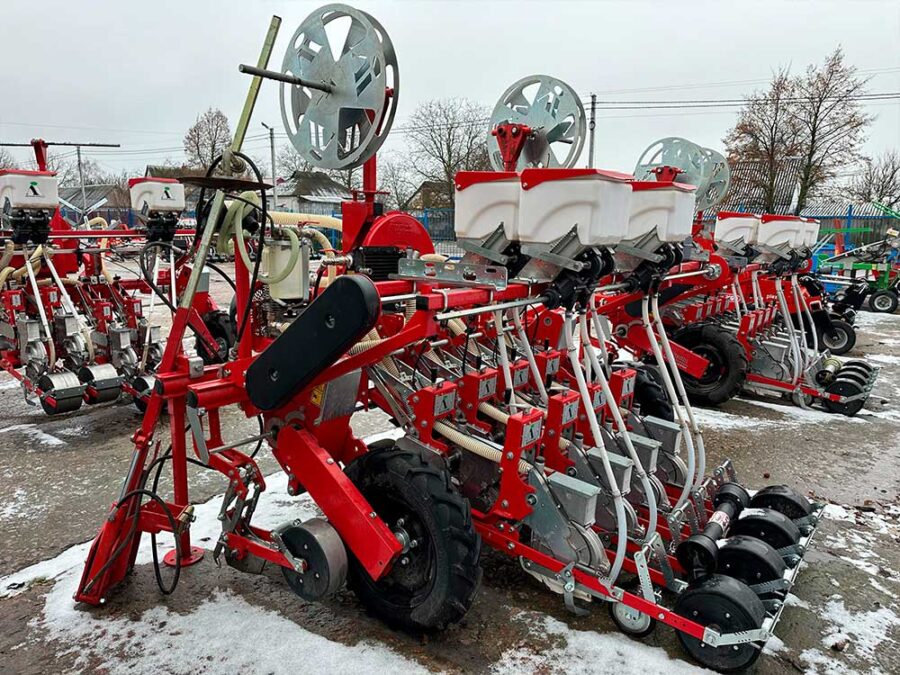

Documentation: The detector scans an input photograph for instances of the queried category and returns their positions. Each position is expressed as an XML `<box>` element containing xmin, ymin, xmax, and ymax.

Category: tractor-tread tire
<box><xmin>870</xmin><ymin>290</ymin><xmax>898</xmax><ymax>314</ymax></box>
<box><xmin>345</xmin><ymin>444</ymin><xmax>481</xmax><ymax>632</ymax></box>
<box><xmin>632</xmin><ymin>366</ymin><xmax>674</xmax><ymax>422</ymax></box>
<box><xmin>673</xmin><ymin>323</ymin><xmax>749</xmax><ymax>406</ymax></box>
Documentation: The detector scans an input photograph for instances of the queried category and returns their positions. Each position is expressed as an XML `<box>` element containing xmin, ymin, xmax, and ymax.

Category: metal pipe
<box><xmin>238</xmin><ymin>64</ymin><xmax>333</xmax><ymax>93</ymax></box>
<box><xmin>436</xmin><ymin>295</ymin><xmax>545</xmax><ymax>322</ymax></box>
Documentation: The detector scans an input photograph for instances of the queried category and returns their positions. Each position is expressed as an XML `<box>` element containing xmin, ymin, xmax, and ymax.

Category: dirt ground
<box><xmin>1</xmin><ymin>268</ymin><xmax>900</xmax><ymax>674</ymax></box>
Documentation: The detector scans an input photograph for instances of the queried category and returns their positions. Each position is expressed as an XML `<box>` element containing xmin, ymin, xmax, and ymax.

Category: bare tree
<box><xmin>0</xmin><ymin>148</ymin><xmax>17</xmax><ymax>170</ymax></box>
<box><xmin>277</xmin><ymin>143</ymin><xmax>360</xmax><ymax>192</ymax></box>
<box><xmin>404</xmin><ymin>98</ymin><xmax>491</xmax><ymax>206</ymax></box>
<box><xmin>792</xmin><ymin>48</ymin><xmax>873</xmax><ymax>214</ymax></box>
<box><xmin>277</xmin><ymin>143</ymin><xmax>314</xmax><ymax>177</ymax></box>
<box><xmin>842</xmin><ymin>151</ymin><xmax>900</xmax><ymax>209</ymax></box>
<box><xmin>724</xmin><ymin>68</ymin><xmax>802</xmax><ymax>213</ymax></box>
<box><xmin>379</xmin><ymin>155</ymin><xmax>417</xmax><ymax>210</ymax></box>
<box><xmin>183</xmin><ymin>108</ymin><xmax>232</xmax><ymax>169</ymax></box>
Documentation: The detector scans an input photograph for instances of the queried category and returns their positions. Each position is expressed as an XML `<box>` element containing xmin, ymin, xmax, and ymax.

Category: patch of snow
<box><xmin>0</xmin><ymin>378</ymin><xmax>21</xmax><ymax>390</ymax></box>
<box><xmin>738</xmin><ymin>398</ymin><xmax>867</xmax><ymax>425</ymax></box>
<box><xmin>0</xmin><ymin>423</ymin><xmax>65</xmax><ymax>447</ymax></box>
<box><xmin>823</xmin><ymin>504</ymin><xmax>855</xmax><ymax>522</ymax></box>
<box><xmin>41</xmin><ymin>581</ymin><xmax>428</xmax><ymax>674</ymax></box>
<box><xmin>820</xmin><ymin>599</ymin><xmax>900</xmax><ymax>663</ymax></box>
<box><xmin>693</xmin><ymin>407</ymin><xmax>775</xmax><ymax>430</ymax></box>
<box><xmin>492</xmin><ymin>612</ymin><xmax>709</xmax><ymax>675</ymax></box>
<box><xmin>785</xmin><ymin>593</ymin><xmax>811</xmax><ymax>610</ymax></box>
<box><xmin>865</xmin><ymin>353</ymin><xmax>900</xmax><ymax>366</ymax></box>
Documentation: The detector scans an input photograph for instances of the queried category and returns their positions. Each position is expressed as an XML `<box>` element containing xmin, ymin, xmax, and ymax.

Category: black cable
<box><xmin>312</xmin><ymin>264</ymin><xmax>326</xmax><ymax>299</ymax></box>
<box><xmin>232</xmin><ymin>152</ymin><xmax>268</xmax><ymax>346</ymax></box>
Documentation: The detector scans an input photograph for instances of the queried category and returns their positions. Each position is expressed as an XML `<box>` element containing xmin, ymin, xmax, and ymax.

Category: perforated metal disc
<box><xmin>697</xmin><ymin>146</ymin><xmax>731</xmax><ymax>213</ymax></box>
<box><xmin>280</xmin><ymin>4</ymin><xmax>398</xmax><ymax>170</ymax></box>
<box><xmin>634</xmin><ymin>137</ymin><xmax>731</xmax><ymax>213</ymax></box>
<box><xmin>489</xmin><ymin>75</ymin><xmax>586</xmax><ymax>171</ymax></box>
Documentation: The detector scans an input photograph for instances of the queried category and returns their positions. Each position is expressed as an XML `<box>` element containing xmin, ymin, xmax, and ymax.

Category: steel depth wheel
<box><xmin>344</xmin><ymin>443</ymin><xmax>481</xmax><ymax>631</ymax></box>
<box><xmin>674</xmin><ymin>574</ymin><xmax>767</xmax><ymax>672</ymax></box>
<box><xmin>608</xmin><ymin>599</ymin><xmax>656</xmax><ymax>638</ymax></box>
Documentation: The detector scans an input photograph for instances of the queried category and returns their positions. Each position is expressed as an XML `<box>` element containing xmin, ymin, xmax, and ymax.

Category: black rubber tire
<box><xmin>717</xmin><ymin>535</ymin><xmax>787</xmax><ymax>594</ymax></box>
<box><xmin>819</xmin><ymin>319</ymin><xmax>855</xmax><ymax>355</ymax></box>
<box><xmin>822</xmin><ymin>376</ymin><xmax>866</xmax><ymax>416</ymax></box>
<box><xmin>730</xmin><ymin>507</ymin><xmax>801</xmax><ymax>551</ymax></box>
<box><xmin>673</xmin><ymin>323</ymin><xmax>749</xmax><ymax>406</ymax></box>
<box><xmin>842</xmin><ymin>359</ymin><xmax>874</xmax><ymax>375</ymax></box>
<box><xmin>344</xmin><ymin>444</ymin><xmax>481</xmax><ymax>631</ymax></box>
<box><xmin>749</xmin><ymin>485</ymin><xmax>812</xmax><ymax>521</ymax></box>
<box><xmin>674</xmin><ymin>574</ymin><xmax>766</xmax><ymax>672</ymax></box>
<box><xmin>869</xmin><ymin>290</ymin><xmax>898</xmax><ymax>314</ymax></box>
<box><xmin>632</xmin><ymin>365</ymin><xmax>674</xmax><ymax>422</ymax></box>
<box><xmin>196</xmin><ymin>310</ymin><xmax>236</xmax><ymax>365</ymax></box>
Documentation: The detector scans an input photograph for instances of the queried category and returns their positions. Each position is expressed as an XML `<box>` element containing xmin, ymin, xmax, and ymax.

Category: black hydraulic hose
<box><xmin>232</xmin><ymin>152</ymin><xmax>267</xmax><ymax>346</ymax></box>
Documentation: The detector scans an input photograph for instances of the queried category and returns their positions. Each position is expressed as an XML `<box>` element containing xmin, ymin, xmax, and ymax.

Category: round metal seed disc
<box><xmin>280</xmin><ymin>4</ymin><xmax>398</xmax><ymax>170</ymax></box>
<box><xmin>633</xmin><ymin>137</ymin><xmax>731</xmax><ymax>213</ymax></box>
<box><xmin>489</xmin><ymin>75</ymin><xmax>586</xmax><ymax>171</ymax></box>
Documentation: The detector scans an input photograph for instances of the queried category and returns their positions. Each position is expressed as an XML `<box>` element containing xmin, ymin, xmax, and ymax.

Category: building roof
<box><xmin>59</xmin><ymin>184</ymin><xmax>129</xmax><ymax>210</ymax></box>
<box><xmin>713</xmin><ymin>158</ymin><xmax>802</xmax><ymax>215</ymax></box>
<box><xmin>800</xmin><ymin>200</ymin><xmax>898</xmax><ymax>218</ymax></box>
<box><xmin>281</xmin><ymin>171</ymin><xmax>351</xmax><ymax>203</ymax></box>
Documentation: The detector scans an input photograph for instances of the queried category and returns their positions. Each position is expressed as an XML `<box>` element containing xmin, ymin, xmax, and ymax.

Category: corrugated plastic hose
<box><xmin>564</xmin><ymin>311</ymin><xmax>626</xmax><ymax>587</ymax></box>
<box><xmin>579</xmin><ymin>312</ymin><xmax>659</xmax><ymax>539</ymax></box>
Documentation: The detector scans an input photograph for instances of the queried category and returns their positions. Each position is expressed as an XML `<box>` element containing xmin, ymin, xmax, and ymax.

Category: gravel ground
<box><xmin>1</xmin><ymin>269</ymin><xmax>899</xmax><ymax>674</ymax></box>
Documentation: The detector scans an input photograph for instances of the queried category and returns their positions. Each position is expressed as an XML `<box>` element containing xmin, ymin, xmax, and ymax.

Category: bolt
<box><xmin>369</xmin><ymin>511</ymin><xmax>376</xmax><ymax>518</ymax></box>
<box><xmin>421</xmin><ymin>420</ymin><xmax>427</xmax><ymax>427</ymax></box>
<box><xmin>506</xmin><ymin>452</ymin><xmax>514</xmax><ymax>460</ymax></box>
<box><xmin>326</xmin><ymin>458</ymin><xmax>335</xmax><ymax>465</ymax></box>
<box><xmin>501</xmin><ymin>500</ymin><xmax>509</xmax><ymax>508</ymax></box>
<box><xmin>507</xmin><ymin>542</ymin><xmax>514</xmax><ymax>550</ymax></box>
<box><xmin>400</xmin><ymin>557</ymin><xmax>409</xmax><ymax>566</ymax></box>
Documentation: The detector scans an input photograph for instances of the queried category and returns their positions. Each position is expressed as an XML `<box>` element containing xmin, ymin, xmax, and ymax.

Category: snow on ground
<box><xmin>0</xmin><ymin>423</ymin><xmax>66</xmax><ymax>447</ymax></box>
<box><xmin>800</xmin><ymin>501</ymin><xmax>900</xmax><ymax>672</ymax></box>
<box><xmin>493</xmin><ymin>612</ymin><xmax>710</xmax><ymax>675</ymax></box>
<box><xmin>41</xmin><ymin>582</ymin><xmax>429</xmax><ymax>675</ymax></box>
<box><xmin>0</xmin><ymin>464</ymin><xmax>730</xmax><ymax>675</ymax></box>
<box><xmin>693</xmin><ymin>406</ymin><xmax>778</xmax><ymax>430</ymax></box>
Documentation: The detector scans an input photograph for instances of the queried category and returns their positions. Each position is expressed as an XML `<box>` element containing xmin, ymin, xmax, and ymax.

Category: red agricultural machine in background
<box><xmin>73</xmin><ymin>5</ymin><xmax>848</xmax><ymax>672</ymax></box>
<box><xmin>0</xmin><ymin>156</ymin><xmax>236</xmax><ymax>414</ymax></box>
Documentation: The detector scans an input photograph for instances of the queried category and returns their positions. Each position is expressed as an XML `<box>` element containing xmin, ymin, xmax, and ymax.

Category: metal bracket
<box><xmin>648</xmin><ymin>530</ymin><xmax>682</xmax><ymax>591</ymax></box>
<box><xmin>561</xmin><ymin>562</ymin><xmax>590</xmax><ymax>616</ymax></box>
<box><xmin>522</xmin><ymin>246</ymin><xmax>585</xmax><ymax>272</ymax></box>
<box><xmin>615</xmin><ymin>243</ymin><xmax>664</xmax><ymax>263</ymax></box>
<box><xmin>393</xmin><ymin>258</ymin><xmax>508</xmax><ymax>290</ymax></box>
<box><xmin>186</xmin><ymin>404</ymin><xmax>210</xmax><ymax>464</ymax></box>
<box><xmin>458</xmin><ymin>239</ymin><xmax>510</xmax><ymax>265</ymax></box>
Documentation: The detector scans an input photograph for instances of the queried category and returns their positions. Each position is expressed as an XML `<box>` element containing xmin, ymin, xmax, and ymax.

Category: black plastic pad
<box><xmin>246</xmin><ymin>275</ymin><xmax>380</xmax><ymax>410</ymax></box>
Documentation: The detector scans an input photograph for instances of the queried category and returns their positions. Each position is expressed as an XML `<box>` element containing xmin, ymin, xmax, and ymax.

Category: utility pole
<box><xmin>261</xmin><ymin>122</ymin><xmax>278</xmax><ymax>209</ymax></box>
<box><xmin>588</xmin><ymin>93</ymin><xmax>597</xmax><ymax>168</ymax></box>
<box><xmin>76</xmin><ymin>146</ymin><xmax>88</xmax><ymax>216</ymax></box>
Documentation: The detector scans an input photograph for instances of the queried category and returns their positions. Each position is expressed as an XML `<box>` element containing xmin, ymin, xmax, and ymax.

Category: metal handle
<box><xmin>238</xmin><ymin>64</ymin><xmax>333</xmax><ymax>93</ymax></box>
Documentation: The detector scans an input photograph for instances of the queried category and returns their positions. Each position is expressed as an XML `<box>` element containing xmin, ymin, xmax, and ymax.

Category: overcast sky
<box><xmin>2</xmin><ymin>0</ymin><xmax>898</xmax><ymax>179</ymax></box>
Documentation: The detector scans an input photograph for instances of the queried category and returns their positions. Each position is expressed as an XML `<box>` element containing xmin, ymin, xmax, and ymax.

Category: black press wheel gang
<box><xmin>674</xmin><ymin>574</ymin><xmax>767</xmax><ymax>672</ymax></box>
